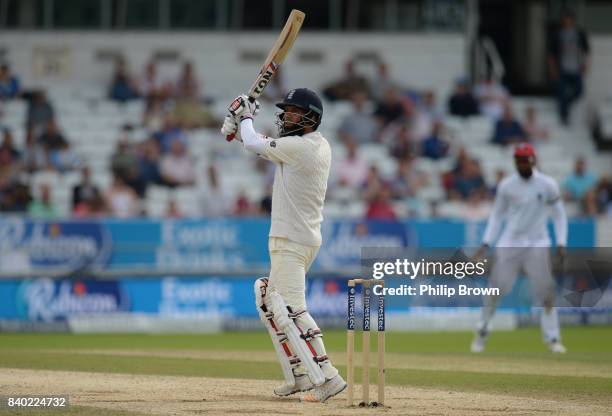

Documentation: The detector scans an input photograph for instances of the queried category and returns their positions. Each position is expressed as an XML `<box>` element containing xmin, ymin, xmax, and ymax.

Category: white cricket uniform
<box><xmin>482</xmin><ymin>169</ymin><xmax>568</xmax><ymax>302</ymax></box>
<box><xmin>241</xmin><ymin>118</ymin><xmax>339</xmax><ymax>383</ymax></box>
<box><xmin>240</xmin><ymin>119</ymin><xmax>331</xmax><ymax>310</ymax></box>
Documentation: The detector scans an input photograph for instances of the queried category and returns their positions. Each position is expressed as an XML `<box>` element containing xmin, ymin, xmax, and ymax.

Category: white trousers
<box><xmin>490</xmin><ymin>248</ymin><xmax>555</xmax><ymax>303</ymax></box>
<box><xmin>480</xmin><ymin>247</ymin><xmax>561</xmax><ymax>342</ymax></box>
<box><xmin>267</xmin><ymin>236</ymin><xmax>319</xmax><ymax>311</ymax></box>
<box><xmin>265</xmin><ymin>236</ymin><xmax>339</xmax><ymax>380</ymax></box>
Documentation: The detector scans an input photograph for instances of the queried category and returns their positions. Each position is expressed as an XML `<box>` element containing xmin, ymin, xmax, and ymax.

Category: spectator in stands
<box><xmin>233</xmin><ymin>191</ymin><xmax>251</xmax><ymax>216</ymax></box>
<box><xmin>111</xmin><ymin>135</ymin><xmax>146</xmax><ymax>197</ymax></box>
<box><xmin>362</xmin><ymin>165</ymin><xmax>387</xmax><ymax>202</ymax></box>
<box><xmin>449</xmin><ymin>159</ymin><xmax>488</xmax><ymax>201</ymax></box>
<box><xmin>523</xmin><ymin>105</ymin><xmax>549</xmax><ymax>143</ymax></box>
<box><xmin>105</xmin><ymin>175</ymin><xmax>141</xmax><ymax>218</ymax></box>
<box><xmin>474</xmin><ymin>75</ymin><xmax>508</xmax><ymax>120</ymax></box>
<box><xmin>73</xmin><ymin>190</ymin><xmax>108</xmax><ymax>218</ymax></box>
<box><xmin>0</xmin><ymin>144</ymin><xmax>20</xmax><ymax>173</ymax></box>
<box><xmin>412</xmin><ymin>90</ymin><xmax>439</xmax><ymax>141</ymax></box>
<box><xmin>111</xmin><ymin>137</ymin><xmax>139</xmax><ymax>182</ymax></box>
<box><xmin>388</xmin><ymin>124</ymin><xmax>416</xmax><ymax>161</ymax></box>
<box><xmin>593</xmin><ymin>175</ymin><xmax>612</xmax><ymax>216</ymax></box>
<box><xmin>72</xmin><ymin>166</ymin><xmax>100</xmax><ymax>211</ymax></box>
<box><xmin>137</xmin><ymin>138</ymin><xmax>162</xmax><ymax>188</ymax></box>
<box><xmin>160</xmin><ymin>140</ymin><xmax>195</xmax><ymax>187</ymax></box>
<box><xmin>27</xmin><ymin>91</ymin><xmax>55</xmax><ymax>136</ymax></box>
<box><xmin>442</xmin><ymin>147</ymin><xmax>470</xmax><ymax>195</ymax></box>
<box><xmin>1</xmin><ymin>129</ymin><xmax>20</xmax><ymax>159</ymax></box>
<box><xmin>390</xmin><ymin>156</ymin><xmax>428</xmax><ymax>200</ymax></box>
<box><xmin>260</xmin><ymin>190</ymin><xmax>272</xmax><ymax>216</ymax></box>
<box><xmin>365</xmin><ymin>186</ymin><xmax>397</xmax><ymax>220</ymax></box>
<box><xmin>37</xmin><ymin>122</ymin><xmax>80</xmax><ymax>173</ymax></box>
<box><xmin>172</xmin><ymin>62</ymin><xmax>218</xmax><ymax>129</ymax></box>
<box><xmin>109</xmin><ymin>58</ymin><xmax>139</xmax><ymax>102</ymax></box>
<box><xmin>371</xmin><ymin>61</ymin><xmax>398</xmax><ymax>102</ymax></box>
<box><xmin>164</xmin><ymin>199</ymin><xmax>182</xmax><ymax>218</ymax></box>
<box><xmin>174</xmin><ymin>61</ymin><xmax>199</xmax><ymax>99</ymax></box>
<box><xmin>448</xmin><ymin>78</ymin><xmax>479</xmax><ymax>117</ymax></box>
<box><xmin>490</xmin><ymin>169</ymin><xmax>506</xmax><ymax>196</ymax></box>
<box><xmin>338</xmin><ymin>92</ymin><xmax>378</xmax><ymax>144</ymax></box>
<box><xmin>563</xmin><ymin>156</ymin><xmax>597</xmax><ymax>204</ymax></box>
<box><xmin>0</xmin><ymin>182</ymin><xmax>31</xmax><ymax>213</ymax></box>
<box><xmin>27</xmin><ymin>183</ymin><xmax>59</xmax><ymax>219</ymax></box>
<box><xmin>547</xmin><ymin>10</ymin><xmax>590</xmax><ymax>125</ymax></box>
<box><xmin>139</xmin><ymin>60</ymin><xmax>168</xmax><ymax>100</ymax></box>
<box><xmin>0</xmin><ymin>146</ymin><xmax>24</xmax><ymax>210</ymax></box>
<box><xmin>22</xmin><ymin>129</ymin><xmax>47</xmax><ymax>172</ymax></box>
<box><xmin>154</xmin><ymin>115</ymin><xmax>188</xmax><ymax>153</ymax></box>
<box><xmin>491</xmin><ymin>104</ymin><xmax>527</xmax><ymax>146</ymax></box>
<box><xmin>37</xmin><ymin>119</ymin><xmax>68</xmax><ymax>152</ymax></box>
<box><xmin>322</xmin><ymin>58</ymin><xmax>371</xmax><ymax>102</ymax></box>
<box><xmin>199</xmin><ymin>165</ymin><xmax>231</xmax><ymax>217</ymax></box>
<box><xmin>143</xmin><ymin>97</ymin><xmax>167</xmax><ymax>131</ymax></box>
<box><xmin>420</xmin><ymin>89</ymin><xmax>440</xmax><ymax>117</ymax></box>
<box><xmin>49</xmin><ymin>142</ymin><xmax>80</xmax><ymax>173</ymax></box>
<box><xmin>374</xmin><ymin>87</ymin><xmax>407</xmax><ymax>128</ymax></box>
<box><xmin>0</xmin><ymin>63</ymin><xmax>21</xmax><ymax>100</ymax></box>
<box><xmin>421</xmin><ymin>120</ymin><xmax>450</xmax><ymax>160</ymax></box>
<box><xmin>336</xmin><ymin>139</ymin><xmax>369</xmax><ymax>188</ymax></box>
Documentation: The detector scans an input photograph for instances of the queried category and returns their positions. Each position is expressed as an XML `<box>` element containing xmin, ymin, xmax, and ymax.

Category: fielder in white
<box><xmin>472</xmin><ymin>143</ymin><xmax>568</xmax><ymax>353</ymax></box>
<box><xmin>221</xmin><ymin>88</ymin><xmax>346</xmax><ymax>402</ymax></box>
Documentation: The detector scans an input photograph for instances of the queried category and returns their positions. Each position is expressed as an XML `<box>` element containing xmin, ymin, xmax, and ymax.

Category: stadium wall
<box><xmin>0</xmin><ymin>31</ymin><xmax>464</xmax><ymax>100</ymax></box>
<box><xmin>2</xmin><ymin>32</ymin><xmax>612</xmax><ymax>104</ymax></box>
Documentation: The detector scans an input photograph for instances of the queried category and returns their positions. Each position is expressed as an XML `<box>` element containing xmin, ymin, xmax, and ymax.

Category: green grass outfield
<box><xmin>1</xmin><ymin>327</ymin><xmax>612</xmax><ymax>407</ymax></box>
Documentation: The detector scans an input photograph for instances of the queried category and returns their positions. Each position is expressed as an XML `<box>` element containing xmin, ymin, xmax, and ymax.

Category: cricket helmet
<box><xmin>275</xmin><ymin>88</ymin><xmax>323</xmax><ymax>136</ymax></box>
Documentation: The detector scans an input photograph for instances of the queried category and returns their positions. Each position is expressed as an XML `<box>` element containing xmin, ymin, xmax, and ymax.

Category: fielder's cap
<box><xmin>514</xmin><ymin>143</ymin><xmax>536</xmax><ymax>158</ymax></box>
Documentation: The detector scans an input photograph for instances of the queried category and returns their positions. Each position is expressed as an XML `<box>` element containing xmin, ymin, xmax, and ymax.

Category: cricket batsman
<box><xmin>472</xmin><ymin>143</ymin><xmax>568</xmax><ymax>353</ymax></box>
<box><xmin>221</xmin><ymin>89</ymin><xmax>346</xmax><ymax>402</ymax></box>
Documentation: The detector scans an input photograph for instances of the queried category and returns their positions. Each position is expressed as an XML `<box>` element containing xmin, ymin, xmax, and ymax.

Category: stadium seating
<box><xmin>2</xmin><ymin>90</ymin><xmax>610</xmax><ymax>219</ymax></box>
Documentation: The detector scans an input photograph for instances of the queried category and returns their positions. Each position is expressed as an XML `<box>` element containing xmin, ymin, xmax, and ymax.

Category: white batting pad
<box><xmin>269</xmin><ymin>291</ymin><xmax>325</xmax><ymax>386</ymax></box>
<box><xmin>254</xmin><ymin>278</ymin><xmax>295</xmax><ymax>385</ymax></box>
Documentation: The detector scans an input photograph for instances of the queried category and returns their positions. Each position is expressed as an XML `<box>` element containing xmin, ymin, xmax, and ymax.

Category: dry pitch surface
<box><xmin>1</xmin><ymin>329</ymin><xmax>611</xmax><ymax>416</ymax></box>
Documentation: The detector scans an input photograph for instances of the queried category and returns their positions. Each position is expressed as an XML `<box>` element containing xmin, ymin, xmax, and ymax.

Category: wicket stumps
<box><xmin>346</xmin><ymin>279</ymin><xmax>385</xmax><ymax>407</ymax></box>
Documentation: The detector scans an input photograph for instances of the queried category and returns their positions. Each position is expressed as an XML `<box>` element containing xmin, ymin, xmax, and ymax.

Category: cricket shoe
<box><xmin>274</xmin><ymin>374</ymin><xmax>314</xmax><ymax>397</ymax></box>
<box><xmin>547</xmin><ymin>340</ymin><xmax>567</xmax><ymax>354</ymax></box>
<box><xmin>470</xmin><ymin>329</ymin><xmax>488</xmax><ymax>353</ymax></box>
<box><xmin>301</xmin><ymin>374</ymin><xmax>347</xmax><ymax>403</ymax></box>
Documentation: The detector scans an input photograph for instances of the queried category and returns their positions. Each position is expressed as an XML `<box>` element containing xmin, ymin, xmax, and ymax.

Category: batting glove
<box><xmin>221</xmin><ymin>115</ymin><xmax>242</xmax><ymax>142</ymax></box>
<box><xmin>228</xmin><ymin>94</ymin><xmax>260</xmax><ymax>121</ymax></box>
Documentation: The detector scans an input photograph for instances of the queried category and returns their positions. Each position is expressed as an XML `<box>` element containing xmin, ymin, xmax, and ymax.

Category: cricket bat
<box><xmin>226</xmin><ymin>9</ymin><xmax>305</xmax><ymax>141</ymax></box>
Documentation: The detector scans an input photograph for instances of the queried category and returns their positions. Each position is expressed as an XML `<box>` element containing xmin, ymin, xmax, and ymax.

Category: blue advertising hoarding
<box><xmin>0</xmin><ymin>276</ymin><xmax>347</xmax><ymax>323</ymax></box>
<box><xmin>0</xmin><ymin>218</ymin><xmax>595</xmax><ymax>274</ymax></box>
<box><xmin>0</xmin><ymin>218</ymin><xmax>600</xmax><ymax>328</ymax></box>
